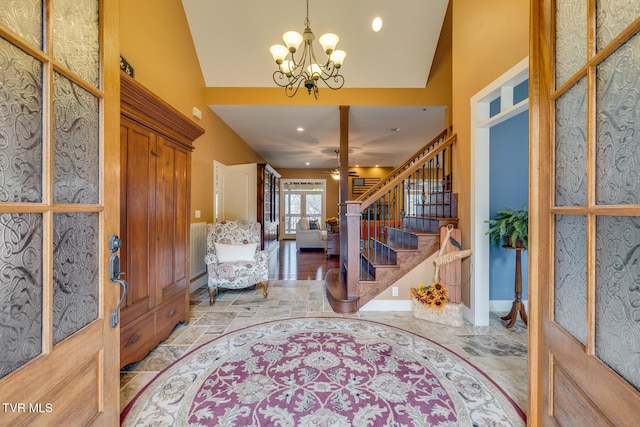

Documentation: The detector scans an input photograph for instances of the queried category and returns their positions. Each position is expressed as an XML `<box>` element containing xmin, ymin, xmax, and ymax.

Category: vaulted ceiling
<box><xmin>182</xmin><ymin>0</ymin><xmax>450</xmax><ymax>169</ymax></box>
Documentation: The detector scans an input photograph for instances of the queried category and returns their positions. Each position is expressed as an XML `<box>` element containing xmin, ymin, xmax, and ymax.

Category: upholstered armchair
<box><xmin>204</xmin><ymin>220</ymin><xmax>269</xmax><ymax>305</ymax></box>
<box><xmin>295</xmin><ymin>218</ymin><xmax>327</xmax><ymax>250</ymax></box>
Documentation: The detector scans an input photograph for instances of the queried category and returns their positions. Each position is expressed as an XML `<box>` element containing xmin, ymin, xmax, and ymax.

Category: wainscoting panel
<box><xmin>190</xmin><ymin>222</ymin><xmax>207</xmax><ymax>279</ymax></box>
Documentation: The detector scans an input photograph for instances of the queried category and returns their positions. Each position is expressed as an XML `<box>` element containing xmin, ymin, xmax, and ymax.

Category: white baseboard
<box><xmin>359</xmin><ymin>299</ymin><xmax>527</xmax><ymax>315</ymax></box>
<box><xmin>490</xmin><ymin>299</ymin><xmax>528</xmax><ymax>313</ymax></box>
<box><xmin>359</xmin><ymin>299</ymin><xmax>413</xmax><ymax>312</ymax></box>
<box><xmin>190</xmin><ymin>275</ymin><xmax>207</xmax><ymax>294</ymax></box>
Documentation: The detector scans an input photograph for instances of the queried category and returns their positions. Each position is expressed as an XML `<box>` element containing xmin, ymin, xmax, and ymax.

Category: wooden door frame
<box><xmin>102</xmin><ymin>0</ymin><xmax>122</xmax><ymax>423</ymax></box>
<box><xmin>528</xmin><ymin>2</ymin><xmax>547</xmax><ymax>419</ymax></box>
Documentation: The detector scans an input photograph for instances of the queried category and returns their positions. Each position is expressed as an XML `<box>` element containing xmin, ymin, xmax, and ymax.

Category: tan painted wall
<box><xmin>119</xmin><ymin>0</ymin><xmax>265</xmax><ymax>224</ymax></box>
<box><xmin>452</xmin><ymin>0</ymin><xmax>529</xmax><ymax>305</ymax></box>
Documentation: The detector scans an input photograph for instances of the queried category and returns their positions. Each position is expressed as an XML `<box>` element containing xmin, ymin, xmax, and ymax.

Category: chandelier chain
<box><xmin>304</xmin><ymin>0</ymin><xmax>310</xmax><ymax>28</ymax></box>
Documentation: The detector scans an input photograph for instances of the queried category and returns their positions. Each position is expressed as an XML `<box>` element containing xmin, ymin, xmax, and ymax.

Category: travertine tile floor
<box><xmin>120</xmin><ymin>280</ymin><xmax>529</xmax><ymax>416</ymax></box>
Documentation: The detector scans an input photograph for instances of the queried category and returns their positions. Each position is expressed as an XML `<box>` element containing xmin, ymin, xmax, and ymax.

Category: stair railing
<box><xmin>356</xmin><ymin>129</ymin><xmax>450</xmax><ymax>203</ymax></box>
<box><xmin>344</xmin><ymin>132</ymin><xmax>457</xmax><ymax>286</ymax></box>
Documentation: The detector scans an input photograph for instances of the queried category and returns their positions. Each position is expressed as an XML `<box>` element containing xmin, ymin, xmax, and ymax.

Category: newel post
<box><xmin>345</xmin><ymin>201</ymin><xmax>362</xmax><ymax>298</ymax></box>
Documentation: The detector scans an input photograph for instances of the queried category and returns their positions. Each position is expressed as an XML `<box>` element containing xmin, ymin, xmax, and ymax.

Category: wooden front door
<box><xmin>0</xmin><ymin>1</ymin><xmax>120</xmax><ymax>425</ymax></box>
<box><xmin>530</xmin><ymin>1</ymin><xmax>640</xmax><ymax>424</ymax></box>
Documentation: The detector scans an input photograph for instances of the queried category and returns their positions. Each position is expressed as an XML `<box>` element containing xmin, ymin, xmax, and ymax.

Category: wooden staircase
<box><xmin>325</xmin><ymin>131</ymin><xmax>458</xmax><ymax>313</ymax></box>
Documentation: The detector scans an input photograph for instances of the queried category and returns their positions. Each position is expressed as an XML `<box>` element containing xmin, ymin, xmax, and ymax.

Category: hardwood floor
<box><xmin>268</xmin><ymin>240</ymin><xmax>339</xmax><ymax>280</ymax></box>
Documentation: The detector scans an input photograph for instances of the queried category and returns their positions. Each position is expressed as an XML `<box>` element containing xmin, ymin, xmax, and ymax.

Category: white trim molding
<box><xmin>468</xmin><ymin>57</ymin><xmax>529</xmax><ymax>326</ymax></box>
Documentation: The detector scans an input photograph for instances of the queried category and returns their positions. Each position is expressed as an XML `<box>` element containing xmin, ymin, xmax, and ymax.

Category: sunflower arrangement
<box><xmin>411</xmin><ymin>282</ymin><xmax>449</xmax><ymax>310</ymax></box>
<box><xmin>325</xmin><ymin>217</ymin><xmax>339</xmax><ymax>226</ymax></box>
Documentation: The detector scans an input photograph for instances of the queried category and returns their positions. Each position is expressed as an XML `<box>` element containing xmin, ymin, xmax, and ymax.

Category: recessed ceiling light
<box><xmin>297</xmin><ymin>127</ymin><xmax>305</xmax><ymax>132</ymax></box>
<box><xmin>372</xmin><ymin>17</ymin><xmax>383</xmax><ymax>32</ymax></box>
<box><xmin>390</xmin><ymin>128</ymin><xmax>400</xmax><ymax>132</ymax></box>
<box><xmin>305</xmin><ymin>162</ymin><xmax>310</xmax><ymax>166</ymax></box>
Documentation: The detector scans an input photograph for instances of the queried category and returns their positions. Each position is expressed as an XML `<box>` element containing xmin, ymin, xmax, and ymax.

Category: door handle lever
<box><xmin>109</xmin><ymin>234</ymin><xmax>128</xmax><ymax>328</ymax></box>
<box><xmin>111</xmin><ymin>276</ymin><xmax>128</xmax><ymax>328</ymax></box>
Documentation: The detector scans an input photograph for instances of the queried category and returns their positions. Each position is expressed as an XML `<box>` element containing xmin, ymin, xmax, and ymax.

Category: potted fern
<box><xmin>486</xmin><ymin>207</ymin><xmax>528</xmax><ymax>250</ymax></box>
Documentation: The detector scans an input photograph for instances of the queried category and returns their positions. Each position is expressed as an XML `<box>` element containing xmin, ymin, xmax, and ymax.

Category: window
<box><xmin>281</xmin><ymin>179</ymin><xmax>326</xmax><ymax>236</ymax></box>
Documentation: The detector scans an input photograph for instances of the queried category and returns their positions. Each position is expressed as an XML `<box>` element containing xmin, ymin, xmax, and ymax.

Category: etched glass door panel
<box><xmin>553</xmin><ymin>215</ymin><xmax>587</xmax><ymax>345</ymax></box>
<box><xmin>52</xmin><ymin>0</ymin><xmax>99</xmax><ymax>87</ymax></box>
<box><xmin>555</xmin><ymin>78</ymin><xmax>587</xmax><ymax>207</ymax></box>
<box><xmin>595</xmin><ymin>216</ymin><xmax>640</xmax><ymax>391</ymax></box>
<box><xmin>555</xmin><ymin>0</ymin><xmax>587</xmax><ymax>87</ymax></box>
<box><xmin>0</xmin><ymin>0</ymin><xmax>42</xmax><ymax>48</ymax></box>
<box><xmin>0</xmin><ymin>0</ymin><xmax>119</xmax><ymax>422</ymax></box>
<box><xmin>0</xmin><ymin>38</ymin><xmax>43</xmax><ymax>203</ymax></box>
<box><xmin>596</xmin><ymin>0</ymin><xmax>640</xmax><ymax>51</ymax></box>
<box><xmin>533</xmin><ymin>0</ymin><xmax>640</xmax><ymax>423</ymax></box>
<box><xmin>52</xmin><ymin>212</ymin><xmax>99</xmax><ymax>344</ymax></box>
<box><xmin>0</xmin><ymin>213</ymin><xmax>43</xmax><ymax>377</ymax></box>
<box><xmin>53</xmin><ymin>72</ymin><xmax>100</xmax><ymax>204</ymax></box>
<box><xmin>595</xmin><ymin>33</ymin><xmax>640</xmax><ymax>206</ymax></box>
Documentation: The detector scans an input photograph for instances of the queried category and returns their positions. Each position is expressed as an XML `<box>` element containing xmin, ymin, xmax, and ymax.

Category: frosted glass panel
<box><xmin>0</xmin><ymin>0</ymin><xmax>42</xmax><ymax>48</ymax></box>
<box><xmin>555</xmin><ymin>0</ymin><xmax>587</xmax><ymax>87</ymax></box>
<box><xmin>555</xmin><ymin>78</ymin><xmax>587</xmax><ymax>206</ymax></box>
<box><xmin>52</xmin><ymin>0</ymin><xmax>99</xmax><ymax>86</ymax></box>
<box><xmin>0</xmin><ymin>213</ymin><xmax>43</xmax><ymax>379</ymax></box>
<box><xmin>52</xmin><ymin>212</ymin><xmax>99</xmax><ymax>345</ymax></box>
<box><xmin>554</xmin><ymin>215</ymin><xmax>587</xmax><ymax>345</ymax></box>
<box><xmin>595</xmin><ymin>216</ymin><xmax>640</xmax><ymax>391</ymax></box>
<box><xmin>53</xmin><ymin>72</ymin><xmax>99</xmax><ymax>204</ymax></box>
<box><xmin>0</xmin><ymin>38</ymin><xmax>43</xmax><ymax>203</ymax></box>
<box><xmin>596</xmin><ymin>33</ymin><xmax>640</xmax><ymax>205</ymax></box>
<box><xmin>596</xmin><ymin>0</ymin><xmax>640</xmax><ymax>51</ymax></box>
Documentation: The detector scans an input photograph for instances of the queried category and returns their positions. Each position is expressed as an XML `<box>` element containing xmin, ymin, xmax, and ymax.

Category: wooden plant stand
<box><xmin>501</xmin><ymin>246</ymin><xmax>528</xmax><ymax>328</ymax></box>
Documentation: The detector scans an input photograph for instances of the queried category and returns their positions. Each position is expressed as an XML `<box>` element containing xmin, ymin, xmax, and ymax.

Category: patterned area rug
<box><xmin>121</xmin><ymin>318</ymin><xmax>526</xmax><ymax>426</ymax></box>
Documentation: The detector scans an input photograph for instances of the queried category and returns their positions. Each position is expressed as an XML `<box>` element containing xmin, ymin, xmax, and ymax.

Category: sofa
<box><xmin>295</xmin><ymin>218</ymin><xmax>327</xmax><ymax>250</ymax></box>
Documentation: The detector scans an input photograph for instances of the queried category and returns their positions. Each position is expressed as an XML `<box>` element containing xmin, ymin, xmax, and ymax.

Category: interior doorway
<box><xmin>468</xmin><ymin>57</ymin><xmax>529</xmax><ymax>326</ymax></box>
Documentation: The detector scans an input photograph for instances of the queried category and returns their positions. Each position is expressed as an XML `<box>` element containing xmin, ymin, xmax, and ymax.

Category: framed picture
<box><xmin>352</xmin><ymin>177</ymin><xmax>380</xmax><ymax>195</ymax></box>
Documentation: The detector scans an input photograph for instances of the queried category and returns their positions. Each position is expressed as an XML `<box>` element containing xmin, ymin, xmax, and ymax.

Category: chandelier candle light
<box><xmin>269</xmin><ymin>0</ymin><xmax>346</xmax><ymax>98</ymax></box>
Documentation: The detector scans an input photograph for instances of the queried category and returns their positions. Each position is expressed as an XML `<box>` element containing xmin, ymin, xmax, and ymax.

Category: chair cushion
<box><xmin>298</xmin><ymin>218</ymin><xmax>310</xmax><ymax>230</ymax></box>
<box><xmin>214</xmin><ymin>242</ymin><xmax>258</xmax><ymax>263</ymax></box>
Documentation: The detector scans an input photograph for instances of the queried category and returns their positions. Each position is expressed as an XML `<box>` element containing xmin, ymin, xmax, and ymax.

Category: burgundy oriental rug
<box><xmin>121</xmin><ymin>318</ymin><xmax>526</xmax><ymax>426</ymax></box>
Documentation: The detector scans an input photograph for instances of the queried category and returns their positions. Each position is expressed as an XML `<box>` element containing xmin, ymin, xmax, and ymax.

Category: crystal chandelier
<box><xmin>269</xmin><ymin>0</ymin><xmax>346</xmax><ymax>98</ymax></box>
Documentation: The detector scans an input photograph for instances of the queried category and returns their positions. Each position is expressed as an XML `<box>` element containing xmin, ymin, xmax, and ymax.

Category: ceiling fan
<box><xmin>323</xmin><ymin>150</ymin><xmax>359</xmax><ymax>180</ymax></box>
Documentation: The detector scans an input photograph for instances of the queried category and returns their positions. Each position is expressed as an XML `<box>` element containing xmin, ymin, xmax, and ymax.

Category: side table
<box><xmin>326</xmin><ymin>233</ymin><xmax>339</xmax><ymax>258</ymax></box>
<box><xmin>501</xmin><ymin>246</ymin><xmax>528</xmax><ymax>328</ymax></box>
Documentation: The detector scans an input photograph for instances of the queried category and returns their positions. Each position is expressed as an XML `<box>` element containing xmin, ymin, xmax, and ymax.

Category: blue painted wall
<box><xmin>513</xmin><ymin>79</ymin><xmax>529</xmax><ymax>104</ymax></box>
<box><xmin>489</xmin><ymin>110</ymin><xmax>529</xmax><ymax>300</ymax></box>
<box><xmin>489</xmin><ymin>80</ymin><xmax>528</xmax><ymax>118</ymax></box>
